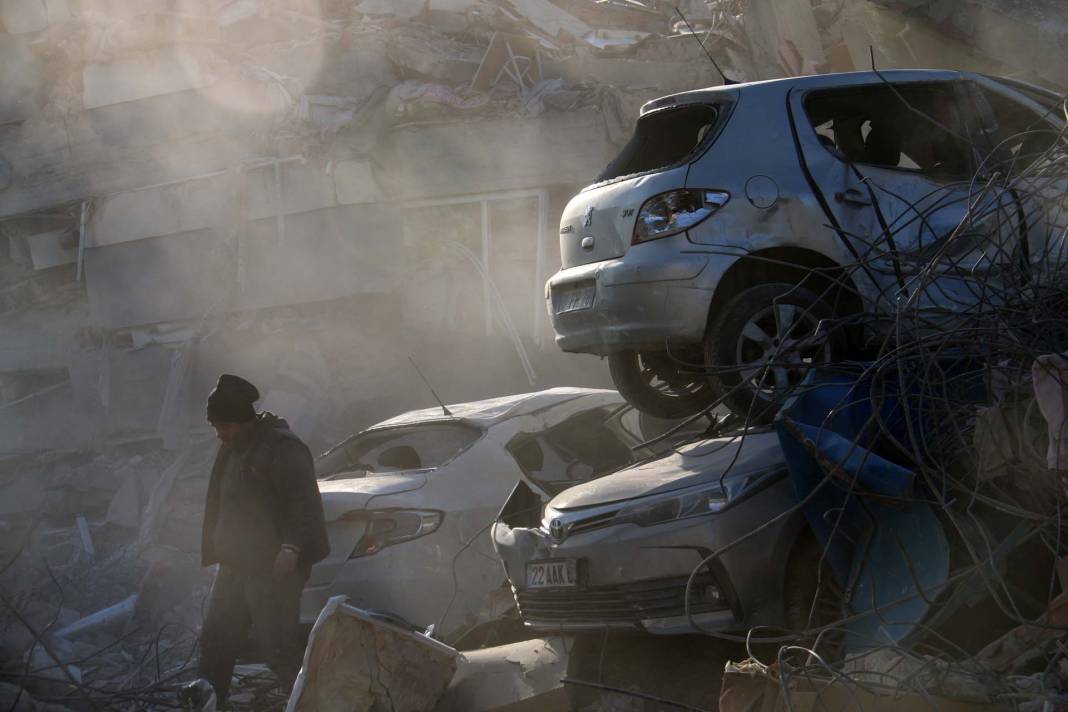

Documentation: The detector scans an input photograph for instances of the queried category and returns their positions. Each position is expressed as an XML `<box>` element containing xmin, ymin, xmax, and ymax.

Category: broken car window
<box><xmin>981</xmin><ymin>87</ymin><xmax>1061</xmax><ymax>167</ymax></box>
<box><xmin>328</xmin><ymin>423</ymin><xmax>481</xmax><ymax>477</ymax></box>
<box><xmin>805</xmin><ymin>82</ymin><xmax>975</xmax><ymax>179</ymax></box>
<box><xmin>507</xmin><ymin>406</ymin><xmax>634</xmax><ymax>496</ymax></box>
<box><xmin>597</xmin><ymin>104</ymin><xmax>722</xmax><ymax>183</ymax></box>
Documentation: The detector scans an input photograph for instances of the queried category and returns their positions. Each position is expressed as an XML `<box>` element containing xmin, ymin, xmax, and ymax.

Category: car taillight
<box><xmin>632</xmin><ymin>189</ymin><xmax>729</xmax><ymax>244</ymax></box>
<box><xmin>342</xmin><ymin>509</ymin><xmax>443</xmax><ymax>559</ymax></box>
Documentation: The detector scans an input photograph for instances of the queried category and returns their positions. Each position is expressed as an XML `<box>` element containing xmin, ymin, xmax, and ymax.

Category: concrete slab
<box><xmin>333</xmin><ymin>159</ymin><xmax>381</xmax><ymax>205</ymax></box>
<box><xmin>0</xmin><ymin>35</ymin><xmax>51</xmax><ymax>123</ymax></box>
<box><xmin>376</xmin><ymin>110</ymin><xmax>614</xmax><ymax>200</ymax></box>
<box><xmin>88</xmin><ymin>173</ymin><xmax>231</xmax><ymax>247</ymax></box>
<box><xmin>82</xmin><ymin>46</ymin><xmax>217</xmax><ymax>110</ymax></box>
<box><xmin>236</xmin><ymin>203</ymin><xmax>398</xmax><ymax>311</ymax></box>
<box><xmin>0</xmin><ymin>132</ymin><xmax>248</xmax><ymax>220</ymax></box>
<box><xmin>84</xmin><ymin>228</ymin><xmax>230</xmax><ymax>328</ymax></box>
<box><xmin>0</xmin><ymin>302</ymin><xmax>88</xmax><ymax>372</ymax></box>
<box><xmin>246</xmin><ymin>160</ymin><xmax>338</xmax><ymax>221</ymax></box>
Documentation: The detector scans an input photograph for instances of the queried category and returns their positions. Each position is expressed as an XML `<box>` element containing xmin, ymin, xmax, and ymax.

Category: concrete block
<box><xmin>0</xmin><ymin>0</ymin><xmax>48</xmax><ymax>33</ymax></box>
<box><xmin>82</xmin><ymin>46</ymin><xmax>217</xmax><ymax>110</ymax></box>
<box><xmin>27</xmin><ymin>229</ymin><xmax>78</xmax><ymax>269</ymax></box>
<box><xmin>333</xmin><ymin>159</ymin><xmax>382</xmax><ymax>205</ymax></box>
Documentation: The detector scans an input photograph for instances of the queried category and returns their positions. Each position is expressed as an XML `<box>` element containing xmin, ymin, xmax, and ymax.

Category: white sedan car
<box><xmin>301</xmin><ymin>388</ymin><xmax>658</xmax><ymax>645</ymax></box>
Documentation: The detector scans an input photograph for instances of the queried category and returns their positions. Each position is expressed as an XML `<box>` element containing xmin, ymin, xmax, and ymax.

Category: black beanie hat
<box><xmin>206</xmin><ymin>374</ymin><xmax>260</xmax><ymax>424</ymax></box>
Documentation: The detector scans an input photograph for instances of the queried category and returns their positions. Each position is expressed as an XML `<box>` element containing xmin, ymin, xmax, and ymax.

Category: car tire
<box><xmin>706</xmin><ymin>282</ymin><xmax>842</xmax><ymax>423</ymax></box>
<box><xmin>608</xmin><ymin>348</ymin><xmax>717</xmax><ymax>419</ymax></box>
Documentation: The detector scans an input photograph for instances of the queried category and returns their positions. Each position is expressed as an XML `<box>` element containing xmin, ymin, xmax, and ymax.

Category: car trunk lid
<box><xmin>559</xmin><ymin>168</ymin><xmax>687</xmax><ymax>269</ymax></box>
<box><xmin>307</xmin><ymin>473</ymin><xmax>428</xmax><ymax>586</ymax></box>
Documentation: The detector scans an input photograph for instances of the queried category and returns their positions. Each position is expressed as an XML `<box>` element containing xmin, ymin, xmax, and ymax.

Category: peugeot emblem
<box><xmin>549</xmin><ymin>518</ymin><xmax>567</xmax><ymax>543</ymax></box>
<box><xmin>583</xmin><ymin>205</ymin><xmax>594</xmax><ymax>229</ymax></box>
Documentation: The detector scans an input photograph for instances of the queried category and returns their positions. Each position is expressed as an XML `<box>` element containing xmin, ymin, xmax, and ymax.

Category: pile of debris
<box><xmin>0</xmin><ymin>441</ymin><xmax>223</xmax><ymax>711</ymax></box>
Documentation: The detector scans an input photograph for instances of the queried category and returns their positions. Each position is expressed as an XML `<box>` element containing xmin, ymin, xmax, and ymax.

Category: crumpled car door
<box><xmin>789</xmin><ymin>79</ymin><xmax>1023</xmax><ymax>319</ymax></box>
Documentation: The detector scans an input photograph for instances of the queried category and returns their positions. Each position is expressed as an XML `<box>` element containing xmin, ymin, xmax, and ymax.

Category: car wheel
<box><xmin>706</xmin><ymin>282</ymin><xmax>841</xmax><ymax>423</ymax></box>
<box><xmin>608</xmin><ymin>348</ymin><xmax>717</xmax><ymax>419</ymax></box>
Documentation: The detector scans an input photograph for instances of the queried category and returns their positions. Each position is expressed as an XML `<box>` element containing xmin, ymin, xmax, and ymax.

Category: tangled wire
<box><xmin>650</xmin><ymin>87</ymin><xmax>1068</xmax><ymax>709</ymax></box>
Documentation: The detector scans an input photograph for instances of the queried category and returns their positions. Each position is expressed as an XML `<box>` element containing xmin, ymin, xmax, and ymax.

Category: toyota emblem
<box><xmin>549</xmin><ymin>518</ymin><xmax>567</xmax><ymax>543</ymax></box>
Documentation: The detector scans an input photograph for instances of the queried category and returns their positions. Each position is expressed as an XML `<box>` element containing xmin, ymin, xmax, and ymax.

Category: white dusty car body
<box><xmin>300</xmin><ymin>388</ymin><xmax>655</xmax><ymax>644</ymax></box>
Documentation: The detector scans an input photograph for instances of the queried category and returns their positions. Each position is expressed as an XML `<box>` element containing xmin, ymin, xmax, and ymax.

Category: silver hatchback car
<box><xmin>547</xmin><ymin>70</ymin><xmax>1065</xmax><ymax>418</ymax></box>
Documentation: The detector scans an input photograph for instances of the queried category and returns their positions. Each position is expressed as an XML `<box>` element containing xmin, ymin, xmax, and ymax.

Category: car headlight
<box><xmin>632</xmin><ymin>189</ymin><xmax>729</xmax><ymax>244</ymax></box>
<box><xmin>610</xmin><ymin>483</ymin><xmax>729</xmax><ymax>528</ymax></box>
<box><xmin>341</xmin><ymin>509</ymin><xmax>443</xmax><ymax>558</ymax></box>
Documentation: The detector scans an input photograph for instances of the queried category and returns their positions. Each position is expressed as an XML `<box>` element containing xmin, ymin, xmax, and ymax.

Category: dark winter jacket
<box><xmin>201</xmin><ymin>413</ymin><xmax>329</xmax><ymax>572</ymax></box>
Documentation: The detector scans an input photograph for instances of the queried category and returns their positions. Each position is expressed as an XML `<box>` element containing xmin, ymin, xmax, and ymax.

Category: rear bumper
<box><xmin>299</xmin><ymin>542</ymin><xmax>490</xmax><ymax>637</ymax></box>
<box><xmin>547</xmin><ymin>248</ymin><xmax>716</xmax><ymax>355</ymax></box>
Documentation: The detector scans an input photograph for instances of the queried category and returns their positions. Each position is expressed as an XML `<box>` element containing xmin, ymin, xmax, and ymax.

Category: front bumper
<box><xmin>493</xmin><ymin>478</ymin><xmax>802</xmax><ymax>635</ymax></box>
<box><xmin>547</xmin><ymin>244</ymin><xmax>716</xmax><ymax>355</ymax></box>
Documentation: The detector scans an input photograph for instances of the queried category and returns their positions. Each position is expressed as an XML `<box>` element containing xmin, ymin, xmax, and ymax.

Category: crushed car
<box><xmin>300</xmin><ymin>387</ymin><xmax>666</xmax><ymax>646</ymax></box>
<box><xmin>546</xmin><ymin>69</ymin><xmax>1065</xmax><ymax>418</ymax></box>
<box><xmin>492</xmin><ymin>427</ymin><xmax>825</xmax><ymax>638</ymax></box>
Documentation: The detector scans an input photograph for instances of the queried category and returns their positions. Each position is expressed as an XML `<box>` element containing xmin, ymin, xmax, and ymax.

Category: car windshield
<box><xmin>597</xmin><ymin>103</ymin><xmax>722</xmax><ymax>182</ymax></box>
<box><xmin>319</xmin><ymin>423</ymin><xmax>481</xmax><ymax>478</ymax></box>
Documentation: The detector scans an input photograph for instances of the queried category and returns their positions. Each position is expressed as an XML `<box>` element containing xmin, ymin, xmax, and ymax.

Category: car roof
<box><xmin>640</xmin><ymin>69</ymin><xmax>974</xmax><ymax>115</ymax></box>
<box><xmin>366</xmin><ymin>387</ymin><xmax>623</xmax><ymax>431</ymax></box>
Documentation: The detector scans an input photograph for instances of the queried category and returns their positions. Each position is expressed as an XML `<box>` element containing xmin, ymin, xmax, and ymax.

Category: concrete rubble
<box><xmin>1</xmin><ymin>0</ymin><xmax>1067</xmax><ymax>710</ymax></box>
<box><xmin>289</xmin><ymin>597</ymin><xmax>568</xmax><ymax>712</ymax></box>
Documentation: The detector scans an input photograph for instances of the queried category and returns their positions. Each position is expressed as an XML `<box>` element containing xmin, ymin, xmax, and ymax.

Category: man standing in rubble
<box><xmin>196</xmin><ymin>374</ymin><xmax>329</xmax><ymax>705</ymax></box>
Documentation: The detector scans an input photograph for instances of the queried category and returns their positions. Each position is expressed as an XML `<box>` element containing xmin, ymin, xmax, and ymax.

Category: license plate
<box><xmin>526</xmin><ymin>559</ymin><xmax>578</xmax><ymax>589</ymax></box>
<box><xmin>554</xmin><ymin>284</ymin><xmax>595</xmax><ymax>314</ymax></box>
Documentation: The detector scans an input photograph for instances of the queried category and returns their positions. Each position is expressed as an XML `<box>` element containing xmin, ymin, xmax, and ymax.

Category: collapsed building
<box><xmin>1</xmin><ymin>0</ymin><xmax>1065</xmax><ymax>457</ymax></box>
<box><xmin>1</xmin><ymin>0</ymin><xmax>1068</xmax><ymax>710</ymax></box>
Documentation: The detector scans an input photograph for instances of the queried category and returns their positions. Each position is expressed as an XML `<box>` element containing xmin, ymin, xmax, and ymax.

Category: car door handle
<box><xmin>835</xmin><ymin>189</ymin><xmax>871</xmax><ymax>206</ymax></box>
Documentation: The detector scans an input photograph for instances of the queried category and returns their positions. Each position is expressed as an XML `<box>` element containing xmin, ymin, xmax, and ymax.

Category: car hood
<box><xmin>317</xmin><ymin>473</ymin><xmax>428</xmax><ymax>520</ymax></box>
<box><xmin>550</xmin><ymin>430</ymin><xmax>783</xmax><ymax>510</ymax></box>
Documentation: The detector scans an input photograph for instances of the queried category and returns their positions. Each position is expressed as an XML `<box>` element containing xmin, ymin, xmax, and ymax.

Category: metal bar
<box><xmin>481</xmin><ymin>200</ymin><xmax>492</xmax><ymax>336</ymax></box>
<box><xmin>533</xmin><ymin>189</ymin><xmax>547</xmax><ymax>344</ymax></box>
<box><xmin>76</xmin><ymin>200</ymin><xmax>88</xmax><ymax>282</ymax></box>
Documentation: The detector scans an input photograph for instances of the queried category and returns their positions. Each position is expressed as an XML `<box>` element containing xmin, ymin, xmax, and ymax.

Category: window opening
<box><xmin>507</xmin><ymin>406</ymin><xmax>634</xmax><ymax>495</ymax></box>
<box><xmin>598</xmin><ymin>104</ymin><xmax>722</xmax><ymax>183</ymax></box>
<box><xmin>319</xmin><ymin>423</ymin><xmax>481</xmax><ymax>477</ymax></box>
<box><xmin>805</xmin><ymin>83</ymin><xmax>975</xmax><ymax>178</ymax></box>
